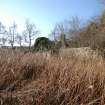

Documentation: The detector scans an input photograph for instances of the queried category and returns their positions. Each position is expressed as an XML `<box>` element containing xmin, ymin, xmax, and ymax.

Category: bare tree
<box><xmin>57</xmin><ymin>24</ymin><xmax>67</xmax><ymax>48</ymax></box>
<box><xmin>50</xmin><ymin>24</ymin><xmax>60</xmax><ymax>41</ymax></box>
<box><xmin>0</xmin><ymin>22</ymin><xmax>6</xmax><ymax>34</ymax></box>
<box><xmin>67</xmin><ymin>17</ymin><xmax>81</xmax><ymax>40</ymax></box>
<box><xmin>1</xmin><ymin>37</ymin><xmax>7</xmax><ymax>46</ymax></box>
<box><xmin>8</xmin><ymin>22</ymin><xmax>17</xmax><ymax>49</ymax></box>
<box><xmin>15</xmin><ymin>33</ymin><xmax>23</xmax><ymax>47</ymax></box>
<box><xmin>51</xmin><ymin>23</ymin><xmax>67</xmax><ymax>48</ymax></box>
<box><xmin>23</xmin><ymin>20</ymin><xmax>39</xmax><ymax>50</ymax></box>
<box><xmin>0</xmin><ymin>22</ymin><xmax>8</xmax><ymax>46</ymax></box>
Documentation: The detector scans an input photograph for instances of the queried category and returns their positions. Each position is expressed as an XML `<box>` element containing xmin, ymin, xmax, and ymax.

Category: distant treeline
<box><xmin>47</xmin><ymin>11</ymin><xmax>105</xmax><ymax>57</ymax></box>
<box><xmin>1</xmin><ymin>11</ymin><xmax>105</xmax><ymax>57</ymax></box>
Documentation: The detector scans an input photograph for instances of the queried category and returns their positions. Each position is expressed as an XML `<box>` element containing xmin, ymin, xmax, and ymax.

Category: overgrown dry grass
<box><xmin>0</xmin><ymin>49</ymin><xmax>105</xmax><ymax>105</ymax></box>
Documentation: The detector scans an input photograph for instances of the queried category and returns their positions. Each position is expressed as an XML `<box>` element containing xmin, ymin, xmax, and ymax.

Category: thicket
<box><xmin>49</xmin><ymin>11</ymin><xmax>105</xmax><ymax>57</ymax></box>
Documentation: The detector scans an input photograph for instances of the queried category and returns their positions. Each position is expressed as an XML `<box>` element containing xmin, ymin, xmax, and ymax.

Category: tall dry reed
<box><xmin>0</xmin><ymin>49</ymin><xmax>104</xmax><ymax>105</ymax></box>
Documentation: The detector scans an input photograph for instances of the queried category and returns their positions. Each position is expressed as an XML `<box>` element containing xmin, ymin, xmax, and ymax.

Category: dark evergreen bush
<box><xmin>33</xmin><ymin>37</ymin><xmax>52</xmax><ymax>52</ymax></box>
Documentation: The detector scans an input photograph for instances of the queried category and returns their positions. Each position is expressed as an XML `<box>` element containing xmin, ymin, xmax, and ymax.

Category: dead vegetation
<box><xmin>0</xmin><ymin>49</ymin><xmax>105</xmax><ymax>105</ymax></box>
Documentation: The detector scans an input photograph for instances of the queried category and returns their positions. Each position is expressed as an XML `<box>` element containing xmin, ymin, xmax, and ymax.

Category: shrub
<box><xmin>33</xmin><ymin>37</ymin><xmax>52</xmax><ymax>52</ymax></box>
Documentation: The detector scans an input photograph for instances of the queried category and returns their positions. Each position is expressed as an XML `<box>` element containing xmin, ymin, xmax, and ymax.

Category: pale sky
<box><xmin>0</xmin><ymin>0</ymin><xmax>104</xmax><ymax>37</ymax></box>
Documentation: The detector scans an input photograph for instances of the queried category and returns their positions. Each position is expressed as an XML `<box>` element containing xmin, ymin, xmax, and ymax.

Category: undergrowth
<box><xmin>0</xmin><ymin>49</ymin><xmax>104</xmax><ymax>105</ymax></box>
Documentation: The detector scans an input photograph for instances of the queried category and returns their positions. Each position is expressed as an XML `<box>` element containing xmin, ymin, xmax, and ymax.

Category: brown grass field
<box><xmin>0</xmin><ymin>49</ymin><xmax>105</xmax><ymax>105</ymax></box>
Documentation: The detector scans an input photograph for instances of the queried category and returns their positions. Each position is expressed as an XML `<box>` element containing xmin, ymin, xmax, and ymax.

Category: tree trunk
<box><xmin>29</xmin><ymin>39</ymin><xmax>31</xmax><ymax>51</ymax></box>
<box><xmin>11</xmin><ymin>43</ymin><xmax>14</xmax><ymax>49</ymax></box>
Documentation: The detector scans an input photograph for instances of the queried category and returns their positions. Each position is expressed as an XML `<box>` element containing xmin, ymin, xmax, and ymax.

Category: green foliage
<box><xmin>33</xmin><ymin>37</ymin><xmax>52</xmax><ymax>52</ymax></box>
